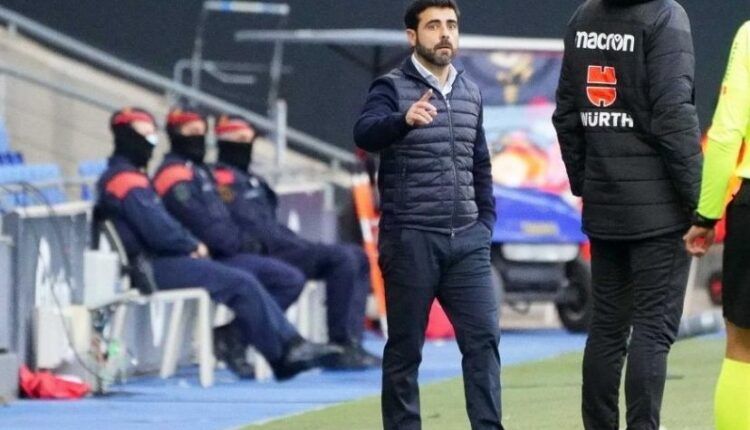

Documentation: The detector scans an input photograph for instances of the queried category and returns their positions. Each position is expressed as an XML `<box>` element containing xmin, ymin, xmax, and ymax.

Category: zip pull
<box><xmin>450</xmin><ymin>228</ymin><xmax>455</xmax><ymax>238</ymax></box>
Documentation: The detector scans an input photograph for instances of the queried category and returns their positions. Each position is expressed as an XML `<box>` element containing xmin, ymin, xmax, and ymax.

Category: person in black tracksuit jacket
<box><xmin>96</xmin><ymin>107</ymin><xmax>339</xmax><ymax>381</ymax></box>
<box><xmin>354</xmin><ymin>1</ymin><xmax>501</xmax><ymax>429</ymax></box>
<box><xmin>552</xmin><ymin>1</ymin><xmax>702</xmax><ymax>429</ymax></box>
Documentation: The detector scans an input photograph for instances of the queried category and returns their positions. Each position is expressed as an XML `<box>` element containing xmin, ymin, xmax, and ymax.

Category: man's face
<box><xmin>407</xmin><ymin>7</ymin><xmax>459</xmax><ymax>67</ymax></box>
<box><xmin>178</xmin><ymin>119</ymin><xmax>207</xmax><ymax>136</ymax></box>
<box><xmin>131</xmin><ymin>120</ymin><xmax>156</xmax><ymax>137</ymax></box>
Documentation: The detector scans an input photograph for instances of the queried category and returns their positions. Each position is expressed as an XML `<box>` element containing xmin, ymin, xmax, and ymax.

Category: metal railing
<box><xmin>0</xmin><ymin>63</ymin><xmax>121</xmax><ymax>114</ymax></box>
<box><xmin>0</xmin><ymin>5</ymin><xmax>357</xmax><ymax>167</ymax></box>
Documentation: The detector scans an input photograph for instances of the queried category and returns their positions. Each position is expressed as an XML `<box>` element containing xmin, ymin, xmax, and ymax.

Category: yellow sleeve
<box><xmin>698</xmin><ymin>22</ymin><xmax>750</xmax><ymax>219</ymax></box>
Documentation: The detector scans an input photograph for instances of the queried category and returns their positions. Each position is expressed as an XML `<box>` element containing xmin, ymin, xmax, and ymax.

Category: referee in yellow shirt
<box><xmin>684</xmin><ymin>21</ymin><xmax>750</xmax><ymax>430</ymax></box>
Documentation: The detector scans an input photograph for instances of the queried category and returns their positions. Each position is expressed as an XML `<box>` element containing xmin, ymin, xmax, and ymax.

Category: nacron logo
<box><xmin>586</xmin><ymin>66</ymin><xmax>617</xmax><ymax>107</ymax></box>
<box><xmin>576</xmin><ymin>32</ymin><xmax>635</xmax><ymax>53</ymax></box>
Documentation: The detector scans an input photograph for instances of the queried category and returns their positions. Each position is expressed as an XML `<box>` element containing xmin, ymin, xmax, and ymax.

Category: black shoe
<box><xmin>271</xmin><ymin>339</ymin><xmax>342</xmax><ymax>381</ymax></box>
<box><xmin>323</xmin><ymin>342</ymin><xmax>382</xmax><ymax>371</ymax></box>
<box><xmin>355</xmin><ymin>343</ymin><xmax>382</xmax><ymax>368</ymax></box>
<box><xmin>214</xmin><ymin>324</ymin><xmax>255</xmax><ymax>379</ymax></box>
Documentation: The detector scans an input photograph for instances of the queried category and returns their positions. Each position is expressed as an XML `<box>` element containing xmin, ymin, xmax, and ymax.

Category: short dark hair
<box><xmin>404</xmin><ymin>0</ymin><xmax>460</xmax><ymax>30</ymax></box>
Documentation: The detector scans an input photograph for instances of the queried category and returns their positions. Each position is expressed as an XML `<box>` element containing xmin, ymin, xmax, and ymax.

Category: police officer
<box><xmin>153</xmin><ymin>107</ymin><xmax>371</xmax><ymax>370</ymax></box>
<box><xmin>211</xmin><ymin>114</ymin><xmax>380</xmax><ymax>370</ymax></box>
<box><xmin>96</xmin><ymin>107</ymin><xmax>340</xmax><ymax>381</ymax></box>
<box><xmin>153</xmin><ymin>108</ymin><xmax>306</xmax><ymax>311</ymax></box>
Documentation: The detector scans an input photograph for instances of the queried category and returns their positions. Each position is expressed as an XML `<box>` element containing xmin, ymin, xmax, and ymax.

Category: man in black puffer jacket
<box><xmin>552</xmin><ymin>0</ymin><xmax>702</xmax><ymax>429</ymax></box>
<box><xmin>354</xmin><ymin>1</ymin><xmax>501</xmax><ymax>429</ymax></box>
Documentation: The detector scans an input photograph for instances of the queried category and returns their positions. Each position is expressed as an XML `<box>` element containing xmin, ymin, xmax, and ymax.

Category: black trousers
<box><xmin>152</xmin><ymin>256</ymin><xmax>298</xmax><ymax>364</ymax></box>
<box><xmin>379</xmin><ymin>223</ymin><xmax>503</xmax><ymax>430</ymax></box>
<box><xmin>271</xmin><ymin>240</ymin><xmax>371</xmax><ymax>344</ymax></box>
<box><xmin>583</xmin><ymin>231</ymin><xmax>690</xmax><ymax>430</ymax></box>
<box><xmin>722</xmin><ymin>180</ymin><xmax>750</xmax><ymax>329</ymax></box>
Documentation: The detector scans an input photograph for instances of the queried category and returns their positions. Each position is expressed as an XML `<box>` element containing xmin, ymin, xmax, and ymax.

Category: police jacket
<box><xmin>552</xmin><ymin>0</ymin><xmax>702</xmax><ymax>240</ymax></box>
<box><xmin>212</xmin><ymin>163</ymin><xmax>298</xmax><ymax>253</ymax></box>
<box><xmin>96</xmin><ymin>156</ymin><xmax>199</xmax><ymax>258</ymax></box>
<box><xmin>153</xmin><ymin>153</ymin><xmax>244</xmax><ymax>257</ymax></box>
<box><xmin>354</xmin><ymin>58</ymin><xmax>496</xmax><ymax>235</ymax></box>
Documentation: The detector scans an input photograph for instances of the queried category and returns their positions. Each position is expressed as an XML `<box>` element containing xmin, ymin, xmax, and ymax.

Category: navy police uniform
<box><xmin>153</xmin><ymin>153</ymin><xmax>306</xmax><ymax>310</ymax></box>
<box><xmin>213</xmin><ymin>163</ymin><xmax>371</xmax><ymax>346</ymax></box>
<box><xmin>96</xmin><ymin>156</ymin><xmax>300</xmax><ymax>363</ymax></box>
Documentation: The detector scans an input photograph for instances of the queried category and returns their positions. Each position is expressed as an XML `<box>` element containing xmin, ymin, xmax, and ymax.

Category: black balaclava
<box><xmin>113</xmin><ymin>126</ymin><xmax>156</xmax><ymax>168</ymax></box>
<box><xmin>166</xmin><ymin>108</ymin><xmax>207</xmax><ymax>164</ymax></box>
<box><xmin>217</xmin><ymin>139</ymin><xmax>253</xmax><ymax>171</ymax></box>
<box><xmin>215</xmin><ymin>115</ymin><xmax>257</xmax><ymax>171</ymax></box>
<box><xmin>110</xmin><ymin>108</ymin><xmax>157</xmax><ymax>169</ymax></box>
<box><xmin>169</xmin><ymin>132</ymin><xmax>206</xmax><ymax>164</ymax></box>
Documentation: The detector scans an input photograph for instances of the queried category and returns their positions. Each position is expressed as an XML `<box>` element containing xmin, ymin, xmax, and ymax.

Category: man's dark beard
<box><xmin>415</xmin><ymin>38</ymin><xmax>455</xmax><ymax>67</ymax></box>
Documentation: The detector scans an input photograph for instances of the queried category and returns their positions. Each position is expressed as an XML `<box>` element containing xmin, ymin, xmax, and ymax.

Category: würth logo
<box><xmin>586</xmin><ymin>66</ymin><xmax>617</xmax><ymax>107</ymax></box>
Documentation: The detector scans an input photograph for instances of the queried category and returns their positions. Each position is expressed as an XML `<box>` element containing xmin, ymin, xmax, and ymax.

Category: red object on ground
<box><xmin>425</xmin><ymin>301</ymin><xmax>455</xmax><ymax>339</ymax></box>
<box><xmin>19</xmin><ymin>365</ymin><xmax>90</xmax><ymax>399</ymax></box>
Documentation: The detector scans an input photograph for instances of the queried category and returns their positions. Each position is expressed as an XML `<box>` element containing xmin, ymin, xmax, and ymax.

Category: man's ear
<box><xmin>406</xmin><ymin>29</ymin><xmax>417</xmax><ymax>48</ymax></box>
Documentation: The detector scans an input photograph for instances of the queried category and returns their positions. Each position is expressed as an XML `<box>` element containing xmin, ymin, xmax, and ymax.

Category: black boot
<box><xmin>323</xmin><ymin>340</ymin><xmax>382</xmax><ymax>371</ymax></box>
<box><xmin>270</xmin><ymin>337</ymin><xmax>342</xmax><ymax>381</ymax></box>
<box><xmin>354</xmin><ymin>342</ymin><xmax>382</xmax><ymax>368</ymax></box>
<box><xmin>213</xmin><ymin>323</ymin><xmax>255</xmax><ymax>379</ymax></box>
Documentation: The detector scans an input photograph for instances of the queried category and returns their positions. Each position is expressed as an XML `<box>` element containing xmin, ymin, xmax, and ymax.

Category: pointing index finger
<box><xmin>418</xmin><ymin>89</ymin><xmax>434</xmax><ymax>103</ymax></box>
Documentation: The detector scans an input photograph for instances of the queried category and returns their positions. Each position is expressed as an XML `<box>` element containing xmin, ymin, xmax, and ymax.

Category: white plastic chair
<box><xmin>97</xmin><ymin>220</ymin><xmax>215</xmax><ymax>388</ymax></box>
<box><xmin>287</xmin><ymin>281</ymin><xmax>327</xmax><ymax>343</ymax></box>
<box><xmin>97</xmin><ymin>222</ymin><xmax>329</xmax><ymax>385</ymax></box>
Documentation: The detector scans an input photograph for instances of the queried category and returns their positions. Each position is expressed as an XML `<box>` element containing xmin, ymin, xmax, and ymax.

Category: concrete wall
<box><xmin>0</xmin><ymin>28</ymin><xmax>341</xmax><ymax>187</ymax></box>
<box><xmin>0</xmin><ymin>27</ymin><xmax>168</xmax><ymax>178</ymax></box>
<box><xmin>0</xmin><ymin>0</ymin><xmax>739</xmax><ymax>147</ymax></box>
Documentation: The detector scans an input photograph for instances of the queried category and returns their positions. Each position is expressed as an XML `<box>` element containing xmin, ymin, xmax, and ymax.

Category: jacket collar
<box><xmin>400</xmin><ymin>56</ymin><xmax>463</xmax><ymax>92</ymax></box>
<box><xmin>108</xmin><ymin>154</ymin><xmax>138</xmax><ymax>170</ymax></box>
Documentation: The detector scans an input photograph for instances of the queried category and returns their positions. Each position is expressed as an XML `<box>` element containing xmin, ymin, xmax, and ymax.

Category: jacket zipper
<box><xmin>446</xmin><ymin>91</ymin><xmax>457</xmax><ymax>238</ymax></box>
<box><xmin>400</xmin><ymin>161</ymin><xmax>407</xmax><ymax>207</ymax></box>
<box><xmin>403</xmin><ymin>66</ymin><xmax>464</xmax><ymax>238</ymax></box>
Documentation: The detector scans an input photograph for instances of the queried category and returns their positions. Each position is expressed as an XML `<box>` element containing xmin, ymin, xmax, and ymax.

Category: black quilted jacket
<box><xmin>553</xmin><ymin>0</ymin><xmax>702</xmax><ymax>240</ymax></box>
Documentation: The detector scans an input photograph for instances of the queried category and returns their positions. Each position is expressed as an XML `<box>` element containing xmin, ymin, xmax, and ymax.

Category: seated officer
<box><xmin>212</xmin><ymin>114</ymin><xmax>380</xmax><ymax>369</ymax></box>
<box><xmin>96</xmin><ymin>107</ymin><xmax>340</xmax><ymax>381</ymax></box>
<box><xmin>153</xmin><ymin>108</ymin><xmax>306</xmax><ymax>311</ymax></box>
<box><xmin>154</xmin><ymin>108</ymin><xmax>375</xmax><ymax>370</ymax></box>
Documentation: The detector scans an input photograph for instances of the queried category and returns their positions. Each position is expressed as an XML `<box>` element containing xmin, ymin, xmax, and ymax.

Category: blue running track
<box><xmin>0</xmin><ymin>329</ymin><xmax>586</xmax><ymax>430</ymax></box>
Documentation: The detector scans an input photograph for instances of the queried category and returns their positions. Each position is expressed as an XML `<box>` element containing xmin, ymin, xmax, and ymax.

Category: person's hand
<box><xmin>191</xmin><ymin>242</ymin><xmax>210</xmax><ymax>259</ymax></box>
<box><xmin>405</xmin><ymin>89</ymin><xmax>437</xmax><ymax>127</ymax></box>
<box><xmin>683</xmin><ymin>226</ymin><xmax>716</xmax><ymax>257</ymax></box>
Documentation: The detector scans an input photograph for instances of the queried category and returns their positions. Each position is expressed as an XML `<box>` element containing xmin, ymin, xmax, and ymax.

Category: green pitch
<box><xmin>244</xmin><ymin>338</ymin><xmax>723</xmax><ymax>430</ymax></box>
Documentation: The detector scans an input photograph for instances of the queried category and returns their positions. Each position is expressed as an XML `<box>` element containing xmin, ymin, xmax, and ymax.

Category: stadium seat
<box><xmin>0</xmin><ymin>152</ymin><xmax>23</xmax><ymax>166</ymax></box>
<box><xmin>90</xmin><ymin>218</ymin><xmax>327</xmax><ymax>384</ymax></box>
<box><xmin>93</xmin><ymin>220</ymin><xmax>216</xmax><ymax>388</ymax></box>
<box><xmin>77</xmin><ymin>159</ymin><xmax>108</xmax><ymax>201</ymax></box>
<box><xmin>0</xmin><ymin>121</ymin><xmax>10</xmax><ymax>153</ymax></box>
<box><xmin>0</xmin><ymin>163</ymin><xmax>67</xmax><ymax>209</ymax></box>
